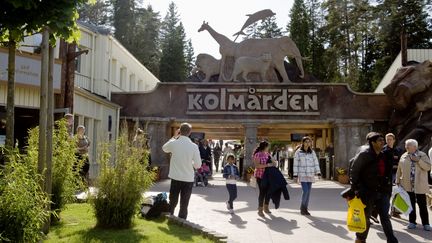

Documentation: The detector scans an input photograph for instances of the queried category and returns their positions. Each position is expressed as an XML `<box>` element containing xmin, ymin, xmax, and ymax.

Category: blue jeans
<box><xmin>356</xmin><ymin>193</ymin><xmax>398</xmax><ymax>243</ymax></box>
<box><xmin>300</xmin><ymin>182</ymin><xmax>312</xmax><ymax>209</ymax></box>
<box><xmin>226</xmin><ymin>184</ymin><xmax>237</xmax><ymax>209</ymax></box>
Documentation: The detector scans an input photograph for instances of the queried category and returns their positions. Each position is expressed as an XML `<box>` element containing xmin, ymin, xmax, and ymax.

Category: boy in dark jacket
<box><xmin>350</xmin><ymin>132</ymin><xmax>398</xmax><ymax>243</ymax></box>
<box><xmin>223</xmin><ymin>154</ymin><xmax>240</xmax><ymax>214</ymax></box>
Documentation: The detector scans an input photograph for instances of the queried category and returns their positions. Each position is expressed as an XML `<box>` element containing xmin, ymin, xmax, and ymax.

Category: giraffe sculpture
<box><xmin>198</xmin><ymin>21</ymin><xmax>304</xmax><ymax>83</ymax></box>
<box><xmin>198</xmin><ymin>21</ymin><xmax>237</xmax><ymax>81</ymax></box>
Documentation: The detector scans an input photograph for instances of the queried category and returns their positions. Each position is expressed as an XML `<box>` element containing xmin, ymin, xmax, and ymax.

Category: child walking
<box><xmin>223</xmin><ymin>154</ymin><xmax>240</xmax><ymax>214</ymax></box>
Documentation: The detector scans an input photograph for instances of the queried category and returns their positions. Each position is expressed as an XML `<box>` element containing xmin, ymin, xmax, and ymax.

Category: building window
<box><xmin>138</xmin><ymin>80</ymin><xmax>144</xmax><ymax>91</ymax></box>
<box><xmin>129</xmin><ymin>74</ymin><xmax>136</xmax><ymax>91</ymax></box>
<box><xmin>75</xmin><ymin>54</ymin><xmax>81</xmax><ymax>73</ymax></box>
<box><xmin>120</xmin><ymin>67</ymin><xmax>126</xmax><ymax>90</ymax></box>
<box><xmin>111</xmin><ymin>59</ymin><xmax>117</xmax><ymax>85</ymax></box>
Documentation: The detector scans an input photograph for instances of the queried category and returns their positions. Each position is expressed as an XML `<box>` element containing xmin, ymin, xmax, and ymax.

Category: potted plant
<box><xmin>336</xmin><ymin>167</ymin><xmax>349</xmax><ymax>184</ymax></box>
<box><xmin>245</xmin><ymin>166</ymin><xmax>255</xmax><ymax>182</ymax></box>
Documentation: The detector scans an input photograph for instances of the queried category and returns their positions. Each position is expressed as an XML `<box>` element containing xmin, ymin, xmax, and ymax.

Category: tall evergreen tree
<box><xmin>243</xmin><ymin>16</ymin><xmax>282</xmax><ymax>40</ymax></box>
<box><xmin>322</xmin><ymin>0</ymin><xmax>345</xmax><ymax>83</ymax></box>
<box><xmin>373</xmin><ymin>0</ymin><xmax>432</xmax><ymax>86</ymax></box>
<box><xmin>258</xmin><ymin>16</ymin><xmax>283</xmax><ymax>38</ymax></box>
<box><xmin>113</xmin><ymin>0</ymin><xmax>135</xmax><ymax>49</ymax></box>
<box><xmin>131</xmin><ymin>5</ymin><xmax>161</xmax><ymax>77</ymax></box>
<box><xmin>308</xmin><ymin>0</ymin><xmax>328</xmax><ymax>81</ymax></box>
<box><xmin>78</xmin><ymin>0</ymin><xmax>112</xmax><ymax>26</ymax></box>
<box><xmin>185</xmin><ymin>39</ymin><xmax>195</xmax><ymax>77</ymax></box>
<box><xmin>159</xmin><ymin>2</ymin><xmax>187</xmax><ymax>82</ymax></box>
<box><xmin>288</xmin><ymin>0</ymin><xmax>311</xmax><ymax>72</ymax></box>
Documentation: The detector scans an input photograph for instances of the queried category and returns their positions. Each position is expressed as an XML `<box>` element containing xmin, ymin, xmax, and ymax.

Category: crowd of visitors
<box><xmin>161</xmin><ymin>124</ymin><xmax>431</xmax><ymax>241</ymax></box>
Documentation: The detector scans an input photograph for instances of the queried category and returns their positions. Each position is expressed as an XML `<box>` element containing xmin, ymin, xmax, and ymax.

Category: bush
<box><xmin>0</xmin><ymin>147</ymin><xmax>50</xmax><ymax>243</ymax></box>
<box><xmin>92</xmin><ymin>128</ymin><xmax>154</xmax><ymax>229</ymax></box>
<box><xmin>27</xmin><ymin>119</ymin><xmax>84</xmax><ymax>220</ymax></box>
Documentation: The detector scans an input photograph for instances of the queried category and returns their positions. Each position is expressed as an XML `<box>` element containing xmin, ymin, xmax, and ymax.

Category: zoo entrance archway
<box><xmin>112</xmin><ymin>82</ymin><xmax>391</xmax><ymax>179</ymax></box>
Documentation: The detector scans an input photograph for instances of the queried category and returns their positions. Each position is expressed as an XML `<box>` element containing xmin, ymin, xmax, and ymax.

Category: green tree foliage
<box><xmin>0</xmin><ymin>0</ymin><xmax>89</xmax><ymax>148</ymax></box>
<box><xmin>243</xmin><ymin>16</ymin><xmax>283</xmax><ymax>40</ymax></box>
<box><xmin>90</xmin><ymin>1</ymin><xmax>162</xmax><ymax>77</ymax></box>
<box><xmin>130</xmin><ymin>5</ymin><xmax>162</xmax><ymax>77</ymax></box>
<box><xmin>185</xmin><ymin>39</ymin><xmax>195</xmax><ymax>77</ymax></box>
<box><xmin>288</xmin><ymin>0</ymin><xmax>311</xmax><ymax>72</ymax></box>
<box><xmin>113</xmin><ymin>0</ymin><xmax>135</xmax><ymax>47</ymax></box>
<box><xmin>307</xmin><ymin>0</ymin><xmax>328</xmax><ymax>81</ymax></box>
<box><xmin>373</xmin><ymin>0</ymin><xmax>432</xmax><ymax>85</ymax></box>
<box><xmin>319</xmin><ymin>0</ymin><xmax>432</xmax><ymax>91</ymax></box>
<box><xmin>78</xmin><ymin>0</ymin><xmax>112</xmax><ymax>26</ymax></box>
<box><xmin>159</xmin><ymin>2</ymin><xmax>187</xmax><ymax>82</ymax></box>
<box><xmin>92</xmin><ymin>126</ymin><xmax>154</xmax><ymax>229</ymax></box>
<box><xmin>26</xmin><ymin>119</ymin><xmax>84</xmax><ymax>220</ymax></box>
<box><xmin>258</xmin><ymin>16</ymin><xmax>283</xmax><ymax>38</ymax></box>
<box><xmin>0</xmin><ymin>147</ymin><xmax>50</xmax><ymax>243</ymax></box>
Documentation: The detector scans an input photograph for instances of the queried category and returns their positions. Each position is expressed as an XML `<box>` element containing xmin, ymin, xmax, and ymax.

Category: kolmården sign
<box><xmin>187</xmin><ymin>87</ymin><xmax>319</xmax><ymax>115</ymax></box>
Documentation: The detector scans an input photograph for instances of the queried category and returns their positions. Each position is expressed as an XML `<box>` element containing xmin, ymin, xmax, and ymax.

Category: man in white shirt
<box><xmin>162</xmin><ymin>123</ymin><xmax>202</xmax><ymax>219</ymax></box>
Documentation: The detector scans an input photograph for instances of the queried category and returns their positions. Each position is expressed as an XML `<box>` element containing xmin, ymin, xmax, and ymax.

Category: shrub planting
<box><xmin>92</xmin><ymin>128</ymin><xmax>154</xmax><ymax>229</ymax></box>
<box><xmin>0</xmin><ymin>147</ymin><xmax>50</xmax><ymax>242</ymax></box>
<box><xmin>27</xmin><ymin>119</ymin><xmax>84</xmax><ymax>221</ymax></box>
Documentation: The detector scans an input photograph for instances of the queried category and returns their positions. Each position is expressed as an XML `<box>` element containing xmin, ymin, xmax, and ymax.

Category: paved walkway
<box><xmin>148</xmin><ymin>173</ymin><xmax>432</xmax><ymax>243</ymax></box>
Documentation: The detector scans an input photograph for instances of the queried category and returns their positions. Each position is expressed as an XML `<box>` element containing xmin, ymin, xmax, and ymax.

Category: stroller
<box><xmin>195</xmin><ymin>161</ymin><xmax>210</xmax><ymax>187</ymax></box>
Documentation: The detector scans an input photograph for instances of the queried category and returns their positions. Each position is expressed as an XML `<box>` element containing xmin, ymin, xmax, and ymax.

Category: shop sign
<box><xmin>187</xmin><ymin>87</ymin><xmax>319</xmax><ymax>115</ymax></box>
<box><xmin>0</xmin><ymin>52</ymin><xmax>61</xmax><ymax>89</ymax></box>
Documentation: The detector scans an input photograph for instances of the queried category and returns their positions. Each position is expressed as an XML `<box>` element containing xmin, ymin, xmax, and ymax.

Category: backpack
<box><xmin>141</xmin><ymin>192</ymin><xmax>170</xmax><ymax>219</ymax></box>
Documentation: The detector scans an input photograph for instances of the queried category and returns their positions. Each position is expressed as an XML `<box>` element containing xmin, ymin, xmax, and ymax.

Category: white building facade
<box><xmin>0</xmin><ymin>22</ymin><xmax>160</xmax><ymax>179</ymax></box>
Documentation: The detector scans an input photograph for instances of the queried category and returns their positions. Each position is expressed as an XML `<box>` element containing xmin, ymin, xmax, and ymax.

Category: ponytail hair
<box><xmin>254</xmin><ymin>141</ymin><xmax>269</xmax><ymax>155</ymax></box>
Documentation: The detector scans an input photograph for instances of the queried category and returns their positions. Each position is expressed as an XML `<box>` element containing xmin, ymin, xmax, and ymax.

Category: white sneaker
<box><xmin>229</xmin><ymin>209</ymin><xmax>234</xmax><ymax>214</ymax></box>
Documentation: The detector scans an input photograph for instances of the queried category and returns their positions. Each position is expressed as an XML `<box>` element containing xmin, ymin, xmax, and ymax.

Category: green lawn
<box><xmin>45</xmin><ymin>203</ymin><xmax>215</xmax><ymax>243</ymax></box>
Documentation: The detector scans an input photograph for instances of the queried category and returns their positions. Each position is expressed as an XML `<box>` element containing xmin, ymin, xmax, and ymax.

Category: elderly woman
<box><xmin>76</xmin><ymin>125</ymin><xmax>90</xmax><ymax>183</ymax></box>
<box><xmin>396</xmin><ymin>139</ymin><xmax>431</xmax><ymax>231</ymax></box>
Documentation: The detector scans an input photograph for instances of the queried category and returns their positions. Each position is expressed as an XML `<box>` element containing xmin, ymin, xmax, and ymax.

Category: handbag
<box><xmin>249</xmin><ymin>175</ymin><xmax>257</xmax><ymax>188</ymax></box>
<box><xmin>346</xmin><ymin>196</ymin><xmax>367</xmax><ymax>233</ymax></box>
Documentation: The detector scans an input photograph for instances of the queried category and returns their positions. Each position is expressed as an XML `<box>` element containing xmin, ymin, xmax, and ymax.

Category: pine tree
<box><xmin>113</xmin><ymin>0</ymin><xmax>135</xmax><ymax>49</ymax></box>
<box><xmin>373</xmin><ymin>0</ymin><xmax>432</xmax><ymax>86</ymax></box>
<box><xmin>78</xmin><ymin>0</ymin><xmax>112</xmax><ymax>26</ymax></box>
<box><xmin>258</xmin><ymin>16</ymin><xmax>283</xmax><ymax>38</ymax></box>
<box><xmin>159</xmin><ymin>2</ymin><xmax>187</xmax><ymax>82</ymax></box>
<box><xmin>288</xmin><ymin>0</ymin><xmax>311</xmax><ymax>72</ymax></box>
<box><xmin>131</xmin><ymin>5</ymin><xmax>161</xmax><ymax>77</ymax></box>
<box><xmin>308</xmin><ymin>0</ymin><xmax>328</xmax><ymax>81</ymax></box>
<box><xmin>322</xmin><ymin>0</ymin><xmax>345</xmax><ymax>83</ymax></box>
<box><xmin>185</xmin><ymin>39</ymin><xmax>195</xmax><ymax>77</ymax></box>
<box><xmin>243</xmin><ymin>16</ymin><xmax>283</xmax><ymax>40</ymax></box>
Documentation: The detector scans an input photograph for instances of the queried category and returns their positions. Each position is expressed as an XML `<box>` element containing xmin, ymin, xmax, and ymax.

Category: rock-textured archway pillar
<box><xmin>333</xmin><ymin>119</ymin><xmax>373</xmax><ymax>174</ymax></box>
<box><xmin>243</xmin><ymin>123</ymin><xmax>259</xmax><ymax>178</ymax></box>
<box><xmin>147</xmin><ymin>120</ymin><xmax>171</xmax><ymax>179</ymax></box>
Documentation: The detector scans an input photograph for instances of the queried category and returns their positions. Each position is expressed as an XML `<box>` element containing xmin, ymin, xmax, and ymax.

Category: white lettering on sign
<box><xmin>186</xmin><ymin>88</ymin><xmax>320</xmax><ymax>115</ymax></box>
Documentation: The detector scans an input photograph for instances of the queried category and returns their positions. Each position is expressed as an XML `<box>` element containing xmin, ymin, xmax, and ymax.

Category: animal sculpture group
<box><xmin>193</xmin><ymin>9</ymin><xmax>305</xmax><ymax>83</ymax></box>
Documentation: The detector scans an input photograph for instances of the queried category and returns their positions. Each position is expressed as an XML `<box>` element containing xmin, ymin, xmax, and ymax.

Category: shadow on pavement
<box><xmin>229</xmin><ymin>213</ymin><xmax>248</xmax><ymax>229</ymax></box>
<box><xmin>258</xmin><ymin>214</ymin><xmax>299</xmax><ymax>235</ymax></box>
<box><xmin>307</xmin><ymin>215</ymin><xmax>352</xmax><ymax>240</ymax></box>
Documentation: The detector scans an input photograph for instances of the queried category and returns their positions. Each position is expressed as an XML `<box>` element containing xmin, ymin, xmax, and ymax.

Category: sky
<box><xmin>144</xmin><ymin>0</ymin><xmax>295</xmax><ymax>59</ymax></box>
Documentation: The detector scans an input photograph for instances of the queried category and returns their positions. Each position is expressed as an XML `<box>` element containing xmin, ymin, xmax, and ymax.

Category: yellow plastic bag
<box><xmin>346</xmin><ymin>196</ymin><xmax>367</xmax><ymax>233</ymax></box>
